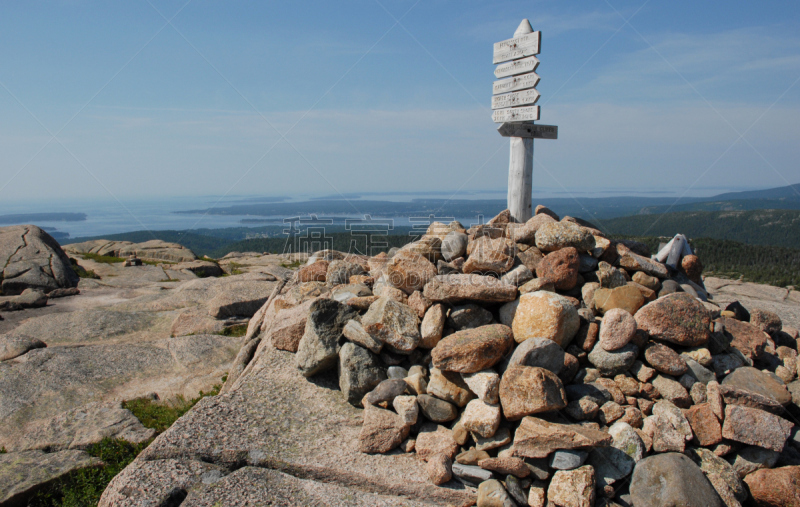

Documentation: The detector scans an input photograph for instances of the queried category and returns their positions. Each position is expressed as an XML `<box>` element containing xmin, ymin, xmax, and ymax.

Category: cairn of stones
<box><xmin>250</xmin><ymin>206</ymin><xmax>800</xmax><ymax>507</ymax></box>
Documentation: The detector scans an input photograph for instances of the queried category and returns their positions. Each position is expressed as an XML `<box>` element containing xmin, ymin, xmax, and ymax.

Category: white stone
<box><xmin>461</xmin><ymin>369</ymin><xmax>500</xmax><ymax>404</ymax></box>
<box><xmin>460</xmin><ymin>399</ymin><xmax>501</xmax><ymax>438</ymax></box>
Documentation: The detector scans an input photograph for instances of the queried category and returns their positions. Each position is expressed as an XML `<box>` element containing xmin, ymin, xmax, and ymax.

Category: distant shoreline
<box><xmin>0</xmin><ymin>212</ymin><xmax>87</xmax><ymax>224</ymax></box>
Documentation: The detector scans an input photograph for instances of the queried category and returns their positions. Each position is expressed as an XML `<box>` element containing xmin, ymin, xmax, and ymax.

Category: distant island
<box><xmin>0</xmin><ymin>212</ymin><xmax>87</xmax><ymax>224</ymax></box>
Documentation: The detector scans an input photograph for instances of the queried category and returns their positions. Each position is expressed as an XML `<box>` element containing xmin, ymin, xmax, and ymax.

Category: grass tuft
<box><xmin>69</xmin><ymin>258</ymin><xmax>100</xmax><ymax>279</ymax></box>
<box><xmin>28</xmin><ymin>378</ymin><xmax>224</xmax><ymax>506</ymax></box>
<box><xmin>218</xmin><ymin>324</ymin><xmax>248</xmax><ymax>337</ymax></box>
<box><xmin>28</xmin><ymin>439</ymin><xmax>150</xmax><ymax>507</ymax></box>
<box><xmin>79</xmin><ymin>253</ymin><xmax>126</xmax><ymax>264</ymax></box>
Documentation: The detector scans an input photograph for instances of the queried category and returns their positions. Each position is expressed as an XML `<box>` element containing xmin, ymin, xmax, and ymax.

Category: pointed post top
<box><xmin>514</xmin><ymin>19</ymin><xmax>533</xmax><ymax>36</ymax></box>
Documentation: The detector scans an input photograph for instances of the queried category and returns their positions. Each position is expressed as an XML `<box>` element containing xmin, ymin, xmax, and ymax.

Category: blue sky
<box><xmin>1</xmin><ymin>0</ymin><xmax>799</xmax><ymax>204</ymax></box>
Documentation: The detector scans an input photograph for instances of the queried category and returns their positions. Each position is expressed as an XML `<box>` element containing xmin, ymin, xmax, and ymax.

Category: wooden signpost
<box><xmin>493</xmin><ymin>19</ymin><xmax>558</xmax><ymax>222</ymax></box>
<box><xmin>494</xmin><ymin>55</ymin><xmax>539</xmax><ymax>79</ymax></box>
<box><xmin>492</xmin><ymin>88</ymin><xmax>540</xmax><ymax>110</ymax></box>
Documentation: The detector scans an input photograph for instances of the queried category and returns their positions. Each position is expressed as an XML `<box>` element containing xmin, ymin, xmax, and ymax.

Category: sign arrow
<box><xmin>493</xmin><ymin>72</ymin><xmax>540</xmax><ymax>95</ymax></box>
<box><xmin>492</xmin><ymin>106</ymin><xmax>540</xmax><ymax>124</ymax></box>
<box><xmin>493</xmin><ymin>31</ymin><xmax>541</xmax><ymax>64</ymax></box>
<box><xmin>494</xmin><ymin>55</ymin><xmax>539</xmax><ymax>79</ymax></box>
<box><xmin>497</xmin><ymin>123</ymin><xmax>558</xmax><ymax>139</ymax></box>
<box><xmin>492</xmin><ymin>88</ymin><xmax>540</xmax><ymax>110</ymax></box>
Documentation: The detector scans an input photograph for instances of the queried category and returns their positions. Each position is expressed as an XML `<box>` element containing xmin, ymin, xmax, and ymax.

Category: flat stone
<box><xmin>743</xmin><ymin>465</ymin><xmax>800</xmax><ymax>507</ymax></box>
<box><xmin>512</xmin><ymin>291</ymin><xmax>580</xmax><ymax>347</ymax></box>
<box><xmin>718</xmin><ymin>316</ymin><xmax>769</xmax><ymax>360</ymax></box>
<box><xmin>684</xmin><ymin>356</ymin><xmax>716</xmax><ymax>384</ymax></box>
<box><xmin>547</xmin><ymin>466</ymin><xmax>596</xmax><ymax>507</ymax></box>
<box><xmin>616</xmin><ymin>243</ymin><xmax>669</xmax><ymax>278</ymax></box>
<box><xmin>535</xmin><ymin>221</ymin><xmax>595</xmax><ymax>252</ymax></box>
<box><xmin>644</xmin><ymin>342</ymin><xmax>688</xmax><ymax>376</ymax></box>
<box><xmin>549</xmin><ymin>449</ymin><xmax>588</xmax><ymax>470</ymax></box>
<box><xmin>416</xmin><ymin>423</ymin><xmax>459</xmax><ymax>461</ymax></box>
<box><xmin>297</xmin><ymin>260</ymin><xmax>328</xmax><ymax>282</ymax></box>
<box><xmin>722</xmin><ymin>404</ymin><xmax>794</xmax><ymax>452</ymax></box>
<box><xmin>587</xmin><ymin>445</ymin><xmax>635</xmax><ymax>487</ymax></box>
<box><xmin>358</xmin><ymin>405</ymin><xmax>409</xmax><ymax>454</ymax></box>
<box><xmin>363</xmin><ymin>379</ymin><xmax>408</xmax><ymax>407</ymax></box>
<box><xmin>499</xmin><ymin>365</ymin><xmax>567</xmax><ymax>420</ymax></box>
<box><xmin>719</xmin><ymin>383</ymin><xmax>784</xmax><ymax>414</ymax></box>
<box><xmin>417</xmin><ymin>394</ymin><xmax>458</xmax><ymax>423</ymax></box>
<box><xmin>635</xmin><ymin>293</ymin><xmax>712</xmax><ymax>347</ymax></box>
<box><xmin>360</xmin><ymin>297</ymin><xmax>421</xmax><ymax>354</ymax></box>
<box><xmin>0</xmin><ymin>449</ymin><xmax>104</xmax><ymax>505</ymax></box>
<box><xmin>0</xmin><ymin>334</ymin><xmax>46</xmax><ymax>361</ymax></box>
<box><xmin>630</xmin><ymin>453</ymin><xmax>722</xmax><ymax>507</ymax></box>
<box><xmin>652</xmin><ymin>375</ymin><xmax>692</xmax><ymax>408</ymax></box>
<box><xmin>431</xmin><ymin>324</ymin><xmax>514</xmax><ymax>373</ymax></box>
<box><xmin>447</xmin><ymin>303</ymin><xmax>493</xmax><ymax>330</ymax></box>
<box><xmin>385</xmin><ymin>250</ymin><xmax>437</xmax><ymax>294</ymax></box>
<box><xmin>423</xmin><ymin>274</ymin><xmax>517</xmax><ymax>304</ymax></box>
<box><xmin>327</xmin><ymin>260</ymin><xmax>367</xmax><ymax>287</ymax></box>
<box><xmin>598</xmin><ymin>308</ymin><xmax>636</xmax><ymax>351</ymax></box>
<box><xmin>501</xmin><ymin>264</ymin><xmax>533</xmax><ymax>287</ymax></box>
<box><xmin>427</xmin><ymin>368</ymin><xmax>475</xmax><ymax>407</ymax></box>
<box><xmin>722</xmin><ymin>366</ymin><xmax>791</xmax><ymax>406</ymax></box>
<box><xmin>343</xmin><ymin>319</ymin><xmax>383</xmax><ymax>355</ymax></box>
<box><xmin>477</xmin><ymin>479</ymin><xmax>514</xmax><ymax>507</ymax></box>
<box><xmin>593</xmin><ymin>285</ymin><xmax>645</xmax><ymax>316</ymax></box>
<box><xmin>513</xmin><ymin>416</ymin><xmax>612</xmax><ymax>459</ymax></box>
<box><xmin>505</xmin><ymin>336</ymin><xmax>564</xmax><ymax>374</ymax></box>
<box><xmin>13</xmin><ymin>401</ymin><xmax>155</xmax><ymax>452</ymax></box>
<box><xmin>456</xmin><ymin>448</ymin><xmax>490</xmax><ymax>466</ymax></box>
<box><xmin>473</xmin><ymin>426</ymin><xmax>512</xmax><ymax>452</ymax></box>
<box><xmin>587</xmin><ymin>343</ymin><xmax>638</xmax><ymax>376</ymax></box>
<box><xmin>478</xmin><ymin>457</ymin><xmax>530</xmax><ymax>478</ymax></box>
<box><xmin>463</xmin><ymin>236</ymin><xmax>516</xmax><ymax>275</ymax></box>
<box><xmin>684</xmin><ymin>403</ymin><xmax>723</xmax><ymax>446</ymax></box>
<box><xmin>451</xmin><ymin>463</ymin><xmax>493</xmax><ymax>485</ymax></box>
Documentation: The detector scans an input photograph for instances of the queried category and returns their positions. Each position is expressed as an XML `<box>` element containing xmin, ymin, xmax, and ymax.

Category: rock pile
<box><xmin>248</xmin><ymin>206</ymin><xmax>800</xmax><ymax>506</ymax></box>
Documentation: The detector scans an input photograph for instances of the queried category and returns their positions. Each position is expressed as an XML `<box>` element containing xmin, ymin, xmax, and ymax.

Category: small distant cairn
<box><xmin>249</xmin><ymin>206</ymin><xmax>799</xmax><ymax>507</ymax></box>
<box><xmin>124</xmin><ymin>254</ymin><xmax>142</xmax><ymax>267</ymax></box>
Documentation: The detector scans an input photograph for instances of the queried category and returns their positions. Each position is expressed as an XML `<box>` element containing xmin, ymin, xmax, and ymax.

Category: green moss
<box><xmin>227</xmin><ymin>262</ymin><xmax>244</xmax><ymax>275</ymax></box>
<box><xmin>28</xmin><ymin>438</ymin><xmax>150</xmax><ymax>507</ymax></box>
<box><xmin>280</xmin><ymin>259</ymin><xmax>302</xmax><ymax>269</ymax></box>
<box><xmin>122</xmin><ymin>384</ymin><xmax>222</xmax><ymax>433</ymax></box>
<box><xmin>218</xmin><ymin>324</ymin><xmax>247</xmax><ymax>337</ymax></box>
<box><xmin>69</xmin><ymin>258</ymin><xmax>100</xmax><ymax>279</ymax></box>
<box><xmin>78</xmin><ymin>252</ymin><xmax>125</xmax><ymax>264</ymax></box>
<box><xmin>0</xmin><ymin>446</ymin><xmax>6</xmax><ymax>453</ymax></box>
<box><xmin>28</xmin><ymin>380</ymin><xmax>225</xmax><ymax>506</ymax></box>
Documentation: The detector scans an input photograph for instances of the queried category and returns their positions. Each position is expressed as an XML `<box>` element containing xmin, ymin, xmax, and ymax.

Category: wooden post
<box><xmin>508</xmin><ymin>137</ymin><xmax>533</xmax><ymax>222</ymax></box>
<box><xmin>507</xmin><ymin>19</ymin><xmax>535</xmax><ymax>223</ymax></box>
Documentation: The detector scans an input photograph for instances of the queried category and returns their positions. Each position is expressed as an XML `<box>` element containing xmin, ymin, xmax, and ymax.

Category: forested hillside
<box><xmin>595</xmin><ymin>209</ymin><xmax>800</xmax><ymax>249</ymax></box>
